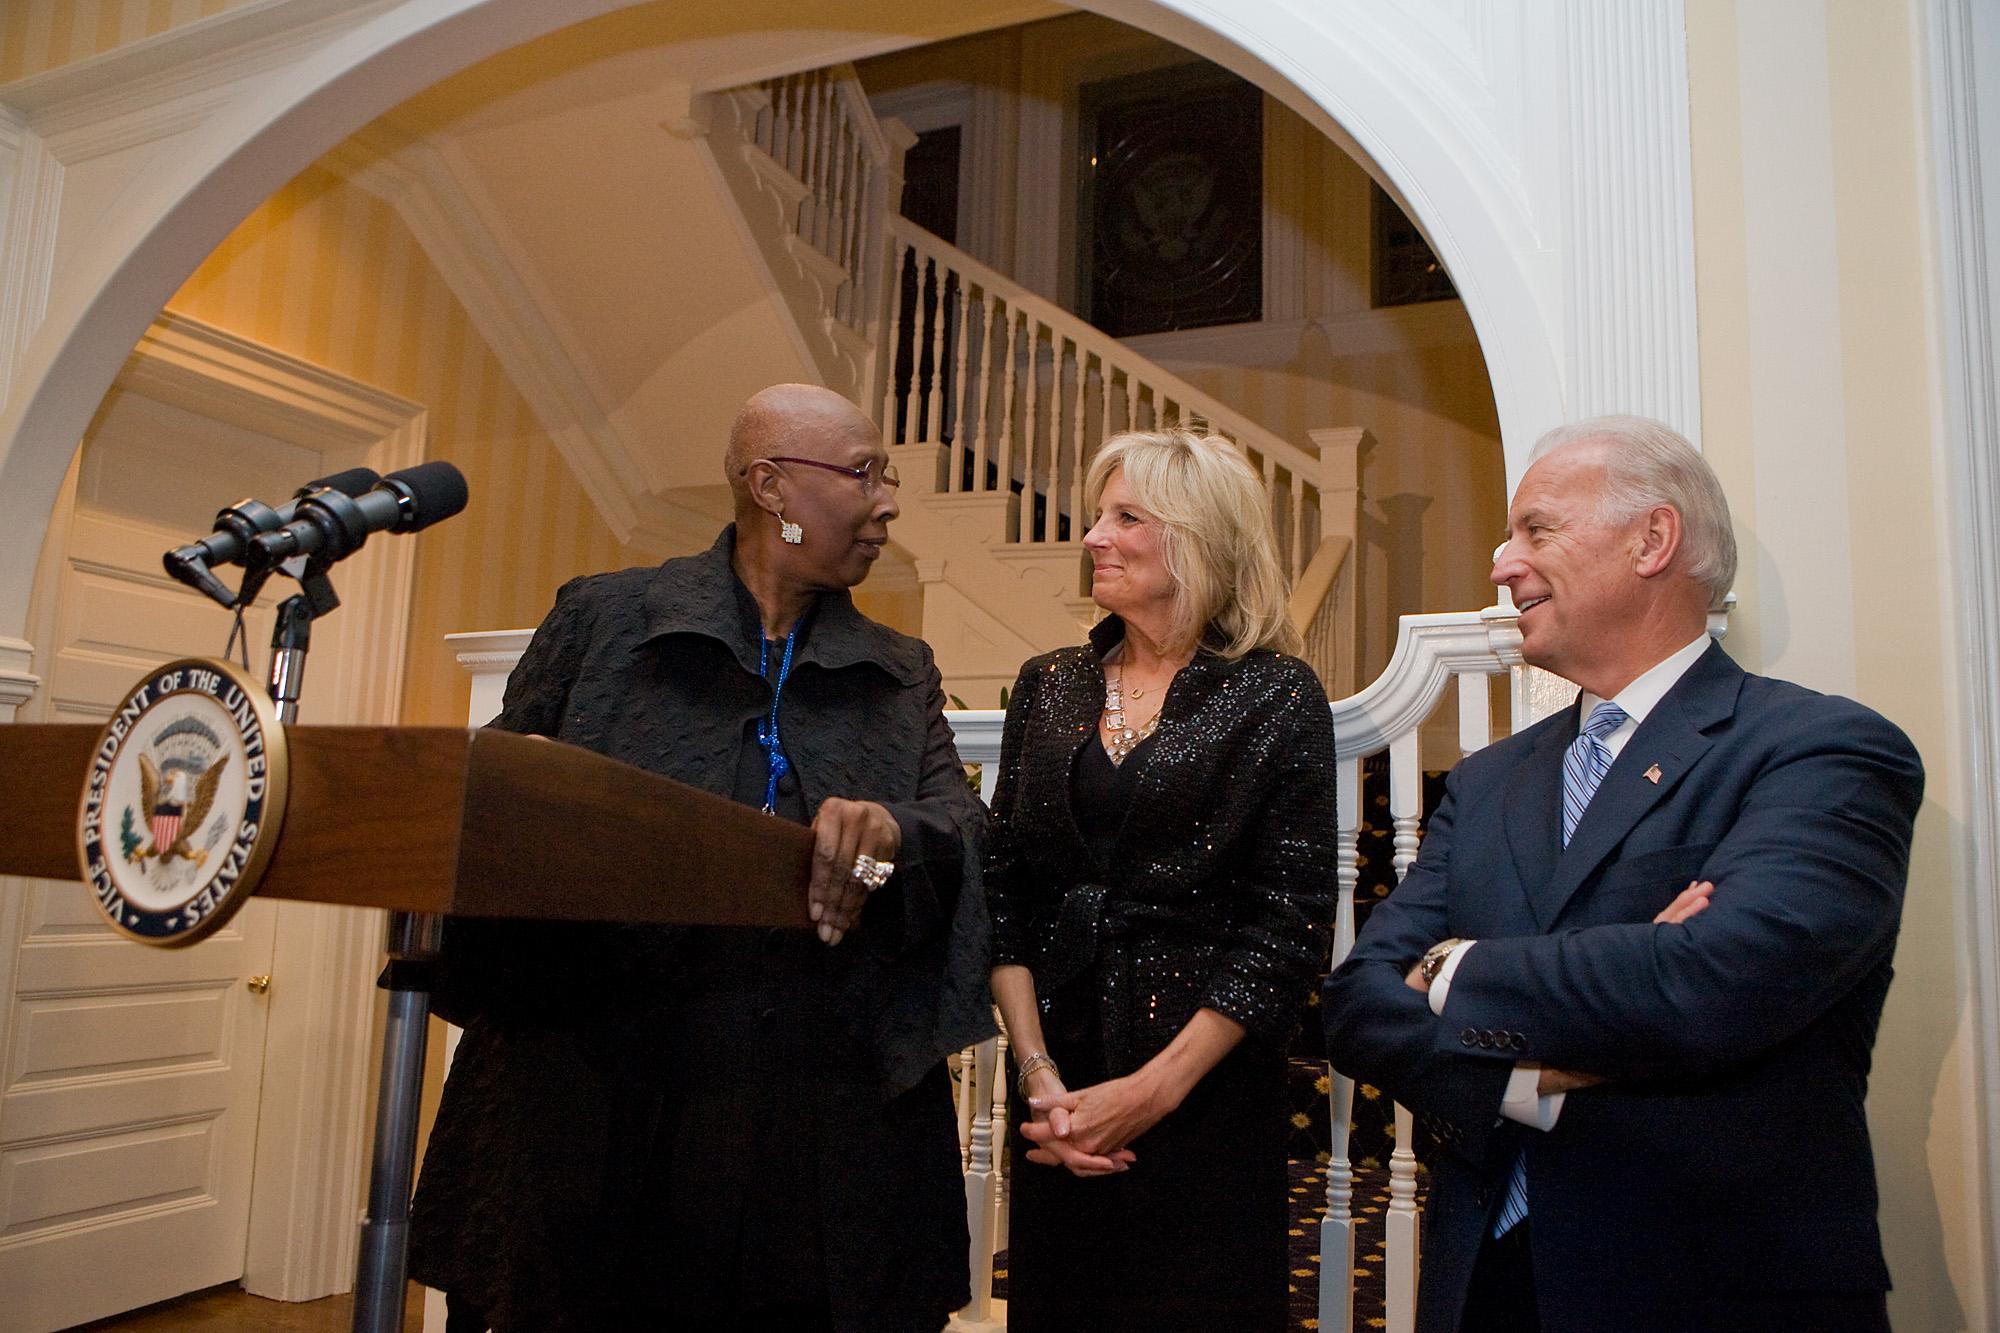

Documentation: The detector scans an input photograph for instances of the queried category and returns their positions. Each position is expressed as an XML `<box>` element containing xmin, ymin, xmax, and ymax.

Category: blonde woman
<box><xmin>985</xmin><ymin>428</ymin><xmax>1338</xmax><ymax>1330</ymax></box>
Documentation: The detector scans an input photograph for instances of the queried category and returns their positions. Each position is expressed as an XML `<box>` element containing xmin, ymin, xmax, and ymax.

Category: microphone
<box><xmin>248</xmin><ymin>461</ymin><xmax>469</xmax><ymax>566</ymax></box>
<box><xmin>164</xmin><ymin>467</ymin><xmax>381</xmax><ymax>606</ymax></box>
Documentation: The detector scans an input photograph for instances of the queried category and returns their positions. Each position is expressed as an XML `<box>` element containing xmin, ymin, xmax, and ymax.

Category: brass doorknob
<box><xmin>246</xmin><ymin>974</ymin><xmax>271</xmax><ymax>995</ymax></box>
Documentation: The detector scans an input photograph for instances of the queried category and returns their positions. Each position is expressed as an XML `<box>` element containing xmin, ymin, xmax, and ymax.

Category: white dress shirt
<box><xmin>1428</xmin><ymin>632</ymin><xmax>1713</xmax><ymax>1130</ymax></box>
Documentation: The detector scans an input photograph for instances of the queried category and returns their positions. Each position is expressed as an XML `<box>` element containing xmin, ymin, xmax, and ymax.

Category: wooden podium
<box><xmin>0</xmin><ymin>721</ymin><xmax>819</xmax><ymax>1332</ymax></box>
<box><xmin>0</xmin><ymin>723</ymin><xmax>816</xmax><ymax>926</ymax></box>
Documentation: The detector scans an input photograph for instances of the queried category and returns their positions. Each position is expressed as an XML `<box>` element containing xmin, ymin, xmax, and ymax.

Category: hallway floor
<box><xmin>68</xmin><ymin>1283</ymin><xmax>427</xmax><ymax>1332</ymax></box>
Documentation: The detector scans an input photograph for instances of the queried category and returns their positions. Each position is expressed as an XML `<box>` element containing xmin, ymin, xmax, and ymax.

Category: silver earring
<box><xmin>779</xmin><ymin>510</ymin><xmax>803</xmax><ymax>545</ymax></box>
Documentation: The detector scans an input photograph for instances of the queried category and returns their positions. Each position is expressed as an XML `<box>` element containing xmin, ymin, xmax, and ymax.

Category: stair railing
<box><xmin>749</xmin><ymin>66</ymin><xmax>899</xmax><ymax>338</ymax></box>
<box><xmin>885</xmin><ymin>217</ymin><xmax>1329</xmax><ymax>575</ymax></box>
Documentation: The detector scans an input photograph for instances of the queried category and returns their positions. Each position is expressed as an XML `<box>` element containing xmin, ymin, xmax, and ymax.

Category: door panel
<box><xmin>0</xmin><ymin>389</ymin><xmax>318</xmax><ymax>1330</ymax></box>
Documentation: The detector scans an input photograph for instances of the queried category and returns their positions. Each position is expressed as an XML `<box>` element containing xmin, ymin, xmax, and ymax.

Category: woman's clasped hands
<box><xmin>1018</xmin><ymin>1065</ymin><xmax>1179</xmax><ymax>1178</ymax></box>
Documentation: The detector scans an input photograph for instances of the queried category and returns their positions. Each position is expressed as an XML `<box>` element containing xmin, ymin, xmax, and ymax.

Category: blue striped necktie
<box><xmin>1493</xmin><ymin>699</ymin><xmax>1630</xmax><ymax>1239</ymax></box>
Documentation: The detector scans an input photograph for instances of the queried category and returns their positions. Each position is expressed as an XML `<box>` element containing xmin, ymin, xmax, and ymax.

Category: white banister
<box><xmin>699</xmin><ymin>65</ymin><xmax>912</xmax><ymax>404</ymax></box>
<box><xmin>885</xmin><ymin>218</ymin><xmax>1326</xmax><ymax>575</ymax></box>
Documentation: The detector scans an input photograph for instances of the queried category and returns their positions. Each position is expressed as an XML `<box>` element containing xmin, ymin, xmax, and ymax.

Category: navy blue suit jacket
<box><xmin>1322</xmin><ymin>642</ymin><xmax>1922</xmax><ymax>1332</ymax></box>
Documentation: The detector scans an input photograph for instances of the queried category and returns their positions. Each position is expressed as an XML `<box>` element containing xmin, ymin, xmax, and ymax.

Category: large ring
<box><xmin>850</xmin><ymin>854</ymin><xmax>895</xmax><ymax>891</ymax></box>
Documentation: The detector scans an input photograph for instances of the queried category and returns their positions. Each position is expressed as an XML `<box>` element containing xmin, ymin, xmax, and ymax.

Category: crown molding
<box><xmin>0</xmin><ymin>0</ymin><xmax>395</xmax><ymax>128</ymax></box>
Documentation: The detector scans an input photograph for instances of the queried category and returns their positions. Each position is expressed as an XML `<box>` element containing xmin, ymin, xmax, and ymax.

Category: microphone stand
<box><xmin>254</xmin><ymin>555</ymin><xmax>437</xmax><ymax>1333</ymax></box>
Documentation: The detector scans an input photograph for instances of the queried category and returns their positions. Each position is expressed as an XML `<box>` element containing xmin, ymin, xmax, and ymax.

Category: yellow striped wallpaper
<box><xmin>0</xmin><ymin>0</ymin><xmax>262</xmax><ymax>83</ymax></box>
<box><xmin>168</xmin><ymin>164</ymin><xmax>643</xmax><ymax>726</ymax></box>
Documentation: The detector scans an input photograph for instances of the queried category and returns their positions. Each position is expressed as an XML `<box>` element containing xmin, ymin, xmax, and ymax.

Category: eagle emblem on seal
<box><xmin>125</xmin><ymin>717</ymin><xmax>228</xmax><ymax>866</ymax></box>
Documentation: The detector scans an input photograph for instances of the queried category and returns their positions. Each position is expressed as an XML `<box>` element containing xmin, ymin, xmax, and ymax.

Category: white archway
<box><xmin>0</xmin><ymin>0</ymin><xmax>1694</xmax><ymax>670</ymax></box>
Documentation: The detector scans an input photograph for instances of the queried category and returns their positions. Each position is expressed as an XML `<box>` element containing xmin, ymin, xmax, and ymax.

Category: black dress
<box><xmin>409</xmin><ymin>528</ymin><xmax>992</xmax><ymax>1333</ymax></box>
<box><xmin>986</xmin><ymin>618</ymin><xmax>1337</xmax><ymax>1331</ymax></box>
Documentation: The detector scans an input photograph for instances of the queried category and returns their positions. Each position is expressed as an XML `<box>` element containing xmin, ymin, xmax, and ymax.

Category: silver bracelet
<box><xmin>1015</xmin><ymin>1051</ymin><xmax>1060</xmax><ymax>1097</ymax></box>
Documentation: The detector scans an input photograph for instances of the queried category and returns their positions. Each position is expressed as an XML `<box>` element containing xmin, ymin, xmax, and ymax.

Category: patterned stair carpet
<box><xmin>988</xmin><ymin>1160</ymin><xmax>1427</xmax><ymax>1330</ymax></box>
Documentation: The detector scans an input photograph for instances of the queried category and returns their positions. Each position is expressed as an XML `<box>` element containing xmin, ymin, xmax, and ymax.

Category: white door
<box><xmin>0</xmin><ymin>388</ymin><xmax>357</xmax><ymax>1331</ymax></box>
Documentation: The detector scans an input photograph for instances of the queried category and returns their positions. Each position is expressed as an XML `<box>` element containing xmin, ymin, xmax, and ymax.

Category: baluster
<box><xmin>1291</xmin><ymin>476</ymin><xmax>1307</xmax><ymax>578</ymax></box>
<box><xmin>998</xmin><ymin>307</ymin><xmax>1020</xmax><ymax>524</ymax></box>
<box><xmin>804</xmin><ymin>75</ymin><xmax>827</xmax><ymax>245</ymax></box>
<box><xmin>924</xmin><ymin>258</ymin><xmax>949</xmax><ymax>445</ymax></box>
<box><xmin>1387</xmin><ymin>1102</ymin><xmax>1419</xmax><ymax>1333</ymax></box>
<box><xmin>1071</xmin><ymin>347</ymin><xmax>1091</xmax><ymax>531</ymax></box>
<box><xmin>961</xmin><ymin>1036</ymin><xmax>1000</xmax><ymax>1323</ymax></box>
<box><xmin>796</xmin><ymin>73</ymin><xmax>820</xmax><ymax>239</ymax></box>
<box><xmin>1046</xmin><ymin>335</ymin><xmax>1067</xmax><ymax>543</ymax></box>
<box><xmin>770</xmin><ymin>76</ymin><xmax>787</xmax><ymax>168</ymax></box>
<box><xmin>786</xmin><ymin>76</ymin><xmax>806</xmax><ymax>177</ymax></box>
<box><xmin>949</xmin><ymin>278</ymin><xmax>973</xmax><ymax>488</ymax></box>
<box><xmin>1321</xmin><ymin>752</ymin><xmax>1363</xmax><ymax>1333</ymax></box>
<box><xmin>800</xmin><ymin>72</ymin><xmax>816</xmax><ymax>188</ymax></box>
<box><xmin>823</xmin><ymin>116</ymin><xmax>849</xmax><ymax>264</ymax></box>
<box><xmin>1126</xmin><ymin>372</ymin><xmax>1140</xmax><ymax>434</ymax></box>
<box><xmin>1261</xmin><ymin>454</ymin><xmax>1280</xmax><ymax>557</ymax></box>
<box><xmin>1023</xmin><ymin>322</ymin><xmax>1041</xmax><ymax>540</ymax></box>
<box><xmin>1390</xmin><ymin>729</ymin><xmax>1420</xmax><ymax>879</ymax></box>
<box><xmin>908</xmin><ymin>246</ymin><xmax>928</xmax><ymax>441</ymax></box>
<box><xmin>1385</xmin><ymin>728</ymin><xmax>1422</xmax><ymax>1333</ymax></box>
<box><xmin>972</xmin><ymin>294</ymin><xmax>997</xmax><ymax>491</ymax></box>
<box><xmin>881</xmin><ymin>239</ymin><xmax>909</xmax><ymax>444</ymax></box>
<box><xmin>1099</xmin><ymin>356</ymin><xmax>1115</xmax><ymax>450</ymax></box>
<box><xmin>954</xmin><ymin>1045</ymin><xmax>975</xmax><ymax>1170</ymax></box>
<box><xmin>989</xmin><ymin>1023</ymin><xmax>1011</xmax><ymax>1253</ymax></box>
<box><xmin>843</xmin><ymin>146</ymin><xmax>868</xmax><ymax>317</ymax></box>
<box><xmin>772</xmin><ymin>78</ymin><xmax>788</xmax><ymax>165</ymax></box>
<box><xmin>1459</xmin><ymin>671</ymin><xmax>1493</xmax><ymax>756</ymax></box>
<box><xmin>817</xmin><ymin>81</ymin><xmax>840</xmax><ymax>251</ymax></box>
<box><xmin>764</xmin><ymin>79</ymin><xmax>782</xmax><ymax>161</ymax></box>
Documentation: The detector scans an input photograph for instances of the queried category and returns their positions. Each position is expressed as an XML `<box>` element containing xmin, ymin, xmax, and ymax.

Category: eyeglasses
<box><xmin>760</xmin><ymin>455</ymin><xmax>902</xmax><ymax>494</ymax></box>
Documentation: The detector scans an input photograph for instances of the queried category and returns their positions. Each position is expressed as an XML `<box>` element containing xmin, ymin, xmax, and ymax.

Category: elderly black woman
<box><xmin>409</xmin><ymin>384</ymin><xmax>993</xmax><ymax>1333</ymax></box>
<box><xmin>984</xmin><ymin>427</ymin><xmax>1339</xmax><ymax>1331</ymax></box>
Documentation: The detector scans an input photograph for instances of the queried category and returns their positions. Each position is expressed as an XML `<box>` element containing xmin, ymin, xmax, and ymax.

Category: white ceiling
<box><xmin>328</xmin><ymin>0</ymin><xmax>1066</xmax><ymax>551</ymax></box>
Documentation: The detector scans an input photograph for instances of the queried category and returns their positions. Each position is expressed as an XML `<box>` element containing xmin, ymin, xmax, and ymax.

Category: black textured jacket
<box><xmin>986</xmin><ymin>616</ymin><xmax>1338</xmax><ymax>1074</ymax></box>
<box><xmin>411</xmin><ymin>527</ymin><xmax>992</xmax><ymax>1332</ymax></box>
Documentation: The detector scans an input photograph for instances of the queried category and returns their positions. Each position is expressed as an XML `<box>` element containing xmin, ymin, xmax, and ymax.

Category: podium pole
<box><xmin>353</xmin><ymin>911</ymin><xmax>440</xmax><ymax>1333</ymax></box>
<box><xmin>265</xmin><ymin>585</ymin><xmax>434</xmax><ymax>1332</ymax></box>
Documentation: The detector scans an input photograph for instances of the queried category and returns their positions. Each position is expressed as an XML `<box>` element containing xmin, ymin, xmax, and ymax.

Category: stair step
<box><xmin>785</xmin><ymin>230</ymin><xmax>849</xmax><ymax>288</ymax></box>
<box><xmin>990</xmin><ymin>541</ymin><xmax>1087</xmax><ymax>601</ymax></box>
<box><xmin>743</xmin><ymin>143</ymin><xmax>810</xmax><ymax>202</ymax></box>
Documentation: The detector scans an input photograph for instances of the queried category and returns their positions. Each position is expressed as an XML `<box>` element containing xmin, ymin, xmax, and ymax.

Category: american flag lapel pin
<box><xmin>1643</xmin><ymin>763</ymin><xmax>1663</xmax><ymax>785</ymax></box>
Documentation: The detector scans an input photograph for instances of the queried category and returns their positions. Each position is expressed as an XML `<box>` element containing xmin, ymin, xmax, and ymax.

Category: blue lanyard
<box><xmin>756</xmin><ymin>624</ymin><xmax>800</xmax><ymax>814</ymax></box>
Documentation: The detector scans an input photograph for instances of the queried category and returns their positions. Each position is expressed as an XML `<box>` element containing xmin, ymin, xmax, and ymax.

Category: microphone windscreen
<box><xmin>387</xmin><ymin>461</ymin><xmax>469</xmax><ymax>530</ymax></box>
<box><xmin>302</xmin><ymin>466</ymin><xmax>381</xmax><ymax>498</ymax></box>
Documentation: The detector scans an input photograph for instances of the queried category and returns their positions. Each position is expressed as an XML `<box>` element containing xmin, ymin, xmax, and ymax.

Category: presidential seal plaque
<box><xmin>76</xmin><ymin>657</ymin><xmax>290</xmax><ymax>946</ymax></box>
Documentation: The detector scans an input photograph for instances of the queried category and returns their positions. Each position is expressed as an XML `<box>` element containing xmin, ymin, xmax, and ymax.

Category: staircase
<box><xmin>694</xmin><ymin>65</ymin><xmax>1367</xmax><ymax>701</ymax></box>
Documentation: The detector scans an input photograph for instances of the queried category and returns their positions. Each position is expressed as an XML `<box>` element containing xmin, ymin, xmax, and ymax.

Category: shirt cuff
<box><xmin>1499</xmin><ymin>1063</ymin><xmax>1566</xmax><ymax>1131</ymax></box>
<box><xmin>1426</xmin><ymin>940</ymin><xmax>1477</xmax><ymax>1015</ymax></box>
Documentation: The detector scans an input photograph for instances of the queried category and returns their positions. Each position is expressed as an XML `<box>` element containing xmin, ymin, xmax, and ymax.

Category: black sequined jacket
<box><xmin>986</xmin><ymin>616</ymin><xmax>1338</xmax><ymax>1075</ymax></box>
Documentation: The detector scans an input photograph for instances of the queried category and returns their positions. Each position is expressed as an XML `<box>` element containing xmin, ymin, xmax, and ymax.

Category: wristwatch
<box><xmin>1419</xmin><ymin>937</ymin><xmax>1467</xmax><ymax>985</ymax></box>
